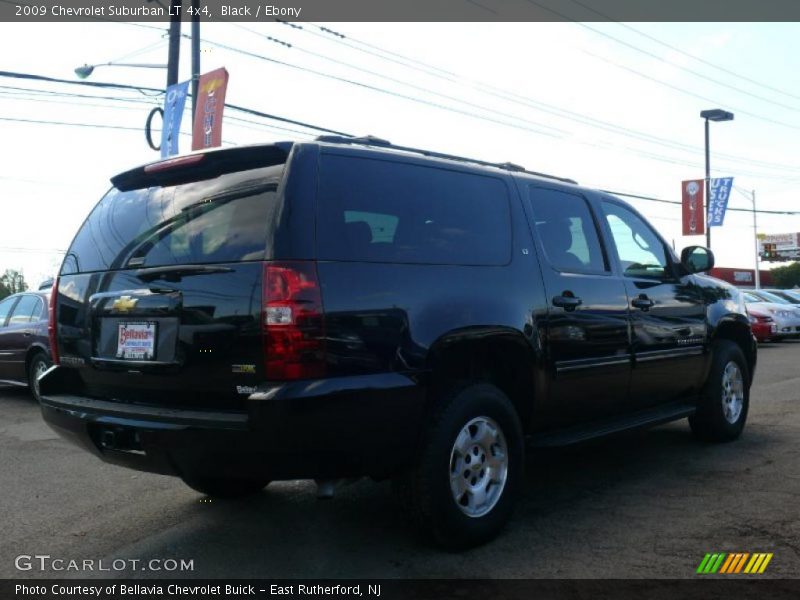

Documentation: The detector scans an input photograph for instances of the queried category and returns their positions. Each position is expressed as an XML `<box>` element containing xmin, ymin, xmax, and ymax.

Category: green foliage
<box><xmin>770</xmin><ymin>262</ymin><xmax>800</xmax><ymax>289</ymax></box>
<box><xmin>0</xmin><ymin>269</ymin><xmax>27</xmax><ymax>297</ymax></box>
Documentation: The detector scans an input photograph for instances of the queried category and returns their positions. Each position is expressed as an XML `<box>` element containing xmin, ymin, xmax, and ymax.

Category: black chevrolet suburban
<box><xmin>40</xmin><ymin>137</ymin><xmax>756</xmax><ymax>549</ymax></box>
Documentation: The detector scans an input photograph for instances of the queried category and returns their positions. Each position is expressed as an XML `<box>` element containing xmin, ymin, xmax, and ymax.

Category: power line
<box><xmin>202</xmin><ymin>36</ymin><xmax>561</xmax><ymax>138</ymax></box>
<box><xmin>294</xmin><ymin>23</ymin><xmax>800</xmax><ymax>176</ymax></box>
<box><xmin>524</xmin><ymin>0</ymin><xmax>800</xmax><ymax>114</ymax></box>
<box><xmin>564</xmin><ymin>0</ymin><xmax>800</xmax><ymax>103</ymax></box>
<box><xmin>604</xmin><ymin>189</ymin><xmax>800</xmax><ymax>216</ymax></box>
<box><xmin>235</xmin><ymin>24</ymin><xmax>566</xmax><ymax>137</ymax></box>
<box><xmin>0</xmin><ymin>70</ymin><xmax>352</xmax><ymax>136</ymax></box>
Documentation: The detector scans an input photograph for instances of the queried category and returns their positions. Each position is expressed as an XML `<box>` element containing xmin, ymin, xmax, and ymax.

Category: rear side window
<box><xmin>316</xmin><ymin>155</ymin><xmax>511</xmax><ymax>265</ymax></box>
<box><xmin>528</xmin><ymin>187</ymin><xmax>607</xmax><ymax>274</ymax></box>
<box><xmin>61</xmin><ymin>164</ymin><xmax>284</xmax><ymax>274</ymax></box>
<box><xmin>8</xmin><ymin>295</ymin><xmax>40</xmax><ymax>325</ymax></box>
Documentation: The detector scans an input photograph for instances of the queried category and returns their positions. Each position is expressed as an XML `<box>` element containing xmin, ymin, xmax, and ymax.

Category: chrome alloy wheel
<box><xmin>449</xmin><ymin>416</ymin><xmax>508</xmax><ymax>518</ymax></box>
<box><xmin>721</xmin><ymin>361</ymin><xmax>744</xmax><ymax>424</ymax></box>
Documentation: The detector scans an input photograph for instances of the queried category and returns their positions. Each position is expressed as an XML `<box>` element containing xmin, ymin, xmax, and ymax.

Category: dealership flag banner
<box><xmin>682</xmin><ymin>179</ymin><xmax>705</xmax><ymax>236</ymax></box>
<box><xmin>708</xmin><ymin>177</ymin><xmax>734</xmax><ymax>227</ymax></box>
<box><xmin>192</xmin><ymin>67</ymin><xmax>229</xmax><ymax>151</ymax></box>
<box><xmin>161</xmin><ymin>80</ymin><xmax>190</xmax><ymax>158</ymax></box>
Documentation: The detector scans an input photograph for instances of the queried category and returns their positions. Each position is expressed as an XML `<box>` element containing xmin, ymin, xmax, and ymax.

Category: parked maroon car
<box><xmin>0</xmin><ymin>291</ymin><xmax>52</xmax><ymax>402</ymax></box>
<box><xmin>747</xmin><ymin>306</ymin><xmax>778</xmax><ymax>343</ymax></box>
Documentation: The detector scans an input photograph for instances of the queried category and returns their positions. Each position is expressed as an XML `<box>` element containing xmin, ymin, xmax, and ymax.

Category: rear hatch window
<box><xmin>62</xmin><ymin>163</ymin><xmax>284</xmax><ymax>275</ymax></box>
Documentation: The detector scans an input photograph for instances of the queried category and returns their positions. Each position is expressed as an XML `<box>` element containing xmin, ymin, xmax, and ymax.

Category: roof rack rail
<box><xmin>314</xmin><ymin>135</ymin><xmax>577</xmax><ymax>184</ymax></box>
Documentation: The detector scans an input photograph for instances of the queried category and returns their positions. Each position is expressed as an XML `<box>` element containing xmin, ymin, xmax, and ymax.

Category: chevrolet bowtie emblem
<box><xmin>111</xmin><ymin>296</ymin><xmax>138</xmax><ymax>313</ymax></box>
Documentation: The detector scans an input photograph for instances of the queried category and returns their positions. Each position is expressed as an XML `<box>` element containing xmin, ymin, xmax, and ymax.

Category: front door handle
<box><xmin>631</xmin><ymin>295</ymin><xmax>655</xmax><ymax>311</ymax></box>
<box><xmin>553</xmin><ymin>294</ymin><xmax>582</xmax><ymax>311</ymax></box>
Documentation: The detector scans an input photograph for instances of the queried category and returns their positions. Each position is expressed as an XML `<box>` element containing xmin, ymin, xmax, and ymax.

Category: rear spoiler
<box><xmin>111</xmin><ymin>143</ymin><xmax>293</xmax><ymax>191</ymax></box>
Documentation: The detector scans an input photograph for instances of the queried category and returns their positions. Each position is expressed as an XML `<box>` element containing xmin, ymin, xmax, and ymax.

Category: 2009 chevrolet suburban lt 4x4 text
<box><xmin>40</xmin><ymin>136</ymin><xmax>756</xmax><ymax>549</ymax></box>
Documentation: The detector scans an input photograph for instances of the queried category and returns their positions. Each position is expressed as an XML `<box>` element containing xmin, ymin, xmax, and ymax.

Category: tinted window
<box><xmin>317</xmin><ymin>155</ymin><xmax>511</xmax><ymax>265</ymax></box>
<box><xmin>0</xmin><ymin>297</ymin><xmax>17</xmax><ymax>327</ymax></box>
<box><xmin>8</xmin><ymin>295</ymin><xmax>39</xmax><ymax>325</ymax></box>
<box><xmin>602</xmin><ymin>202</ymin><xmax>670</xmax><ymax>280</ymax></box>
<box><xmin>61</xmin><ymin>164</ymin><xmax>284</xmax><ymax>274</ymax></box>
<box><xmin>528</xmin><ymin>187</ymin><xmax>607</xmax><ymax>273</ymax></box>
<box><xmin>743</xmin><ymin>292</ymin><xmax>762</xmax><ymax>303</ymax></box>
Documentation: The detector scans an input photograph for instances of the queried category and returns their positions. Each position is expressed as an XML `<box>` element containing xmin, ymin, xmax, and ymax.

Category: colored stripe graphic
<box><xmin>700</xmin><ymin>553</ymin><xmax>773</xmax><ymax>574</ymax></box>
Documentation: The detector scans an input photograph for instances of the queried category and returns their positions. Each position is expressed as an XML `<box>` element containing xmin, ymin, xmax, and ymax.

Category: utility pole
<box><xmin>751</xmin><ymin>190</ymin><xmax>761</xmax><ymax>290</ymax></box>
<box><xmin>166</xmin><ymin>0</ymin><xmax>182</xmax><ymax>88</ymax></box>
<box><xmin>191</xmin><ymin>0</ymin><xmax>200</xmax><ymax>119</ymax></box>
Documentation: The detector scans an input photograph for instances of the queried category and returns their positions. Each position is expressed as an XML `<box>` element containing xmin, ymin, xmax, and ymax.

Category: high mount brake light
<box><xmin>262</xmin><ymin>261</ymin><xmax>326</xmax><ymax>380</ymax></box>
<box><xmin>143</xmin><ymin>153</ymin><xmax>205</xmax><ymax>174</ymax></box>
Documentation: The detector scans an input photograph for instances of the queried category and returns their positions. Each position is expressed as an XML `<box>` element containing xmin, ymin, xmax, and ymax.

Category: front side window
<box><xmin>602</xmin><ymin>201</ymin><xmax>671</xmax><ymax>280</ymax></box>
<box><xmin>317</xmin><ymin>155</ymin><xmax>512</xmax><ymax>266</ymax></box>
<box><xmin>528</xmin><ymin>187</ymin><xmax>607</xmax><ymax>274</ymax></box>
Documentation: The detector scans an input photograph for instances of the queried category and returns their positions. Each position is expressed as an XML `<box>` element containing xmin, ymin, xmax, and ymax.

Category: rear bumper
<box><xmin>39</xmin><ymin>367</ymin><xmax>426</xmax><ymax>481</ymax></box>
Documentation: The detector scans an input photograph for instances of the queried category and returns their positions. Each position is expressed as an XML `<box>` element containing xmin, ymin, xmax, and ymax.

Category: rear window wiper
<box><xmin>135</xmin><ymin>265</ymin><xmax>234</xmax><ymax>282</ymax></box>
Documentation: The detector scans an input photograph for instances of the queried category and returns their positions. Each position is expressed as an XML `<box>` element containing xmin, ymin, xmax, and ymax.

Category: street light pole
<box><xmin>700</xmin><ymin>109</ymin><xmax>734</xmax><ymax>251</ymax></box>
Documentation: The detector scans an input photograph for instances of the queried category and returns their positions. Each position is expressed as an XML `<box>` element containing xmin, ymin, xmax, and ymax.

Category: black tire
<box><xmin>689</xmin><ymin>340</ymin><xmax>750</xmax><ymax>442</ymax></box>
<box><xmin>27</xmin><ymin>352</ymin><xmax>51</xmax><ymax>404</ymax></box>
<box><xmin>397</xmin><ymin>383</ymin><xmax>524</xmax><ymax>550</ymax></box>
<box><xmin>181</xmin><ymin>475</ymin><xmax>271</xmax><ymax>498</ymax></box>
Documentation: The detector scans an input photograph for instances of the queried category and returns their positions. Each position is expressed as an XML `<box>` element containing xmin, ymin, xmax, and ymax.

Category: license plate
<box><xmin>116</xmin><ymin>322</ymin><xmax>157</xmax><ymax>360</ymax></box>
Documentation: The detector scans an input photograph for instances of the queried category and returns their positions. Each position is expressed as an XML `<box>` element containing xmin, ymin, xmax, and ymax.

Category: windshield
<box><xmin>753</xmin><ymin>290</ymin><xmax>791</xmax><ymax>304</ymax></box>
<box><xmin>61</xmin><ymin>164</ymin><xmax>283</xmax><ymax>275</ymax></box>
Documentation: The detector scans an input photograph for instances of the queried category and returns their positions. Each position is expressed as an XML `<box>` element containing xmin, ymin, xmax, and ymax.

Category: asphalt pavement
<box><xmin>2</xmin><ymin>341</ymin><xmax>799</xmax><ymax>579</ymax></box>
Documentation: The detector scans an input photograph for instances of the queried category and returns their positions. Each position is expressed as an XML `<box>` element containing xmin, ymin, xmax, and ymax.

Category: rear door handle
<box><xmin>552</xmin><ymin>295</ymin><xmax>582</xmax><ymax>311</ymax></box>
<box><xmin>631</xmin><ymin>295</ymin><xmax>655</xmax><ymax>311</ymax></box>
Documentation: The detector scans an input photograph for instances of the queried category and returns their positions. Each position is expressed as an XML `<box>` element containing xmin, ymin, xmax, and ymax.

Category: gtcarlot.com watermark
<box><xmin>15</xmin><ymin>554</ymin><xmax>194</xmax><ymax>572</ymax></box>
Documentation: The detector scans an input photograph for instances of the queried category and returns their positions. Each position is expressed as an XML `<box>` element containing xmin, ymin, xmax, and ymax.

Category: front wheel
<box><xmin>689</xmin><ymin>340</ymin><xmax>750</xmax><ymax>442</ymax></box>
<box><xmin>397</xmin><ymin>383</ymin><xmax>524</xmax><ymax>550</ymax></box>
<box><xmin>181</xmin><ymin>475</ymin><xmax>271</xmax><ymax>498</ymax></box>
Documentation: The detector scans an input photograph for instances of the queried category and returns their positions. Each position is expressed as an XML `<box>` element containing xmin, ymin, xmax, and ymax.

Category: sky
<box><xmin>1</xmin><ymin>20</ymin><xmax>799</xmax><ymax>288</ymax></box>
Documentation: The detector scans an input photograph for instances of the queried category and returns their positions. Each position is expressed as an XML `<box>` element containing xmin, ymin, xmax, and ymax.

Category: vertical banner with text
<box><xmin>708</xmin><ymin>177</ymin><xmax>734</xmax><ymax>227</ymax></box>
<box><xmin>682</xmin><ymin>179</ymin><xmax>705</xmax><ymax>236</ymax></box>
<box><xmin>192</xmin><ymin>67</ymin><xmax>229</xmax><ymax>151</ymax></box>
<box><xmin>161</xmin><ymin>80</ymin><xmax>190</xmax><ymax>158</ymax></box>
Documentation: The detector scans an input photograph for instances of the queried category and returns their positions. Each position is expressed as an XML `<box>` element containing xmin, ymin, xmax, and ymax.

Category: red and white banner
<box><xmin>192</xmin><ymin>67</ymin><xmax>229</xmax><ymax>151</ymax></box>
<box><xmin>681</xmin><ymin>179</ymin><xmax>705</xmax><ymax>236</ymax></box>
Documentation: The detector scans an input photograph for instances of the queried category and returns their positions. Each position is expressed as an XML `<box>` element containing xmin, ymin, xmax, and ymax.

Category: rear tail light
<box><xmin>262</xmin><ymin>261</ymin><xmax>326</xmax><ymax>380</ymax></box>
<box><xmin>48</xmin><ymin>276</ymin><xmax>60</xmax><ymax>365</ymax></box>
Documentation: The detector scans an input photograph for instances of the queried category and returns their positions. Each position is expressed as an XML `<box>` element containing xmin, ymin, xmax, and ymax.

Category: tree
<box><xmin>0</xmin><ymin>269</ymin><xmax>28</xmax><ymax>296</ymax></box>
<box><xmin>770</xmin><ymin>262</ymin><xmax>800</xmax><ymax>289</ymax></box>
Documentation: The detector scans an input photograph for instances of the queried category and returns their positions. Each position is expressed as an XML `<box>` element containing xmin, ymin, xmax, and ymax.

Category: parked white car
<box><xmin>742</xmin><ymin>291</ymin><xmax>800</xmax><ymax>338</ymax></box>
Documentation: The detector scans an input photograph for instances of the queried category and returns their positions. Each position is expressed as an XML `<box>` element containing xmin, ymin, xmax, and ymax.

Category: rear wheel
<box><xmin>28</xmin><ymin>352</ymin><xmax>51</xmax><ymax>404</ymax></box>
<box><xmin>689</xmin><ymin>340</ymin><xmax>749</xmax><ymax>442</ymax></box>
<box><xmin>397</xmin><ymin>383</ymin><xmax>524</xmax><ymax>550</ymax></box>
<box><xmin>181</xmin><ymin>475</ymin><xmax>271</xmax><ymax>498</ymax></box>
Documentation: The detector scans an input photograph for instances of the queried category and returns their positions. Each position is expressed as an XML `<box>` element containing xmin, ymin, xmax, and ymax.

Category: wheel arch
<box><xmin>711</xmin><ymin>316</ymin><xmax>756</xmax><ymax>384</ymax></box>
<box><xmin>425</xmin><ymin>326</ymin><xmax>540</xmax><ymax>433</ymax></box>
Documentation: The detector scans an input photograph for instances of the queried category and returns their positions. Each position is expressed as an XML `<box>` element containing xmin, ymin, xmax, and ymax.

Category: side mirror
<box><xmin>681</xmin><ymin>245</ymin><xmax>714</xmax><ymax>274</ymax></box>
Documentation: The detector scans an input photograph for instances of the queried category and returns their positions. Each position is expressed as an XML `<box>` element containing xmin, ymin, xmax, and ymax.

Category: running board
<box><xmin>528</xmin><ymin>401</ymin><xmax>697</xmax><ymax>448</ymax></box>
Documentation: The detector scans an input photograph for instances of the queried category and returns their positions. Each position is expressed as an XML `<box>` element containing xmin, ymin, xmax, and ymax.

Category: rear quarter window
<box><xmin>316</xmin><ymin>154</ymin><xmax>512</xmax><ymax>266</ymax></box>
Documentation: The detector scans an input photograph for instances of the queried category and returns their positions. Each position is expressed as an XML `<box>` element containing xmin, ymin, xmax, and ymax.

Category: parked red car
<box><xmin>748</xmin><ymin>306</ymin><xmax>778</xmax><ymax>343</ymax></box>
